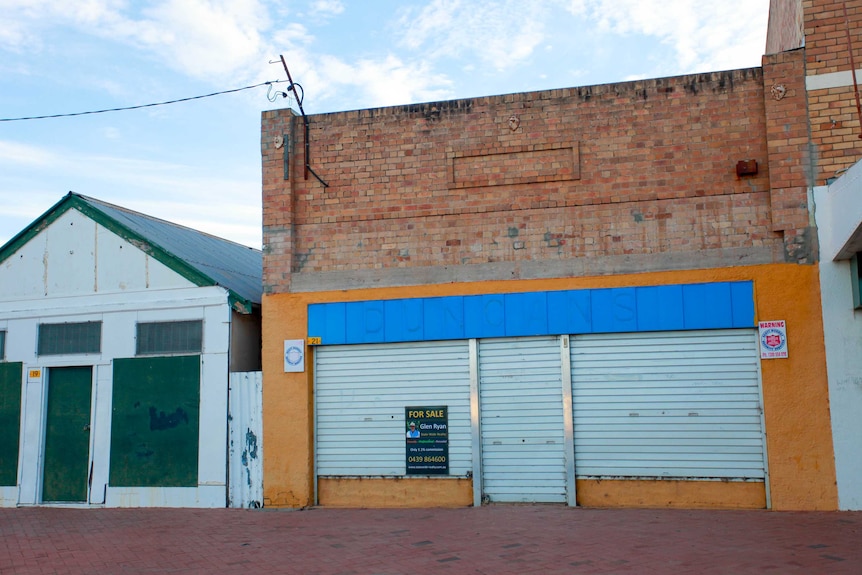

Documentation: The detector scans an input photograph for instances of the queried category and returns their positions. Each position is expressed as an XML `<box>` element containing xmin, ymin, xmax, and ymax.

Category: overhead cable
<box><xmin>0</xmin><ymin>80</ymin><xmax>289</xmax><ymax>122</ymax></box>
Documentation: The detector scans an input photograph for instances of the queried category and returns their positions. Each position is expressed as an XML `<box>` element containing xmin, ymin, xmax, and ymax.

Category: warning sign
<box><xmin>759</xmin><ymin>320</ymin><xmax>788</xmax><ymax>359</ymax></box>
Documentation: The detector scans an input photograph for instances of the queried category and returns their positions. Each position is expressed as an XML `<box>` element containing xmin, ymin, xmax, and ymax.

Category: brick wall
<box><xmin>804</xmin><ymin>0</ymin><xmax>862</xmax><ymax>74</ymax></box>
<box><xmin>766</xmin><ymin>0</ymin><xmax>804</xmax><ymax>54</ymax></box>
<box><xmin>262</xmin><ymin>68</ymin><xmax>801</xmax><ymax>294</ymax></box>
<box><xmin>802</xmin><ymin>0</ymin><xmax>862</xmax><ymax>184</ymax></box>
<box><xmin>808</xmin><ymin>83</ymin><xmax>862</xmax><ymax>182</ymax></box>
<box><xmin>763</xmin><ymin>49</ymin><xmax>817</xmax><ymax>262</ymax></box>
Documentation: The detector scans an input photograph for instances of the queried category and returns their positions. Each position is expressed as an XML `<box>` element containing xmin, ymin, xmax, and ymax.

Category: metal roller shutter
<box><xmin>571</xmin><ymin>329</ymin><xmax>766</xmax><ymax>480</ymax></box>
<box><xmin>478</xmin><ymin>336</ymin><xmax>567</xmax><ymax>503</ymax></box>
<box><xmin>315</xmin><ymin>340</ymin><xmax>471</xmax><ymax>476</ymax></box>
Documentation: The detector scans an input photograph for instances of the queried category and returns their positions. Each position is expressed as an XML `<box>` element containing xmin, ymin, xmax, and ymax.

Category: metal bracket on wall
<box><xmin>278</xmin><ymin>55</ymin><xmax>329</xmax><ymax>188</ymax></box>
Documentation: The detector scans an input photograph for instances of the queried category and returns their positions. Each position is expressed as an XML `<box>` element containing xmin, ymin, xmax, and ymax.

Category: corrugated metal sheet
<box><xmin>315</xmin><ymin>341</ymin><xmax>471</xmax><ymax>477</ymax></box>
<box><xmin>478</xmin><ymin>337</ymin><xmax>567</xmax><ymax>503</ymax></box>
<box><xmin>228</xmin><ymin>371</ymin><xmax>262</xmax><ymax>508</ymax></box>
<box><xmin>571</xmin><ymin>330</ymin><xmax>766</xmax><ymax>479</ymax></box>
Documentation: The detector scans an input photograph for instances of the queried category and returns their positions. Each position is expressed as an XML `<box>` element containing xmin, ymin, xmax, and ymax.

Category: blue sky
<box><xmin>0</xmin><ymin>0</ymin><xmax>770</xmax><ymax>249</ymax></box>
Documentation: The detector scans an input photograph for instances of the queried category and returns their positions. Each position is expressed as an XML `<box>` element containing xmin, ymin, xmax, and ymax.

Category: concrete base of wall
<box><xmin>289</xmin><ymin>247</ymin><xmax>780</xmax><ymax>293</ymax></box>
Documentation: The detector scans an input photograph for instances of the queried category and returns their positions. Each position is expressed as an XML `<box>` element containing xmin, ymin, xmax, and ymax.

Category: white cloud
<box><xmin>129</xmin><ymin>0</ymin><xmax>271</xmax><ymax>81</ymax></box>
<box><xmin>270</xmin><ymin>21</ymin><xmax>316</xmax><ymax>57</ymax></box>
<box><xmin>0</xmin><ymin>0</ymin><xmax>273</xmax><ymax>82</ymax></box>
<box><xmin>309</xmin><ymin>0</ymin><xmax>345</xmax><ymax>18</ymax></box>
<box><xmin>101</xmin><ymin>127</ymin><xmax>122</xmax><ymax>140</ymax></box>
<box><xmin>585</xmin><ymin>0</ymin><xmax>769</xmax><ymax>73</ymax></box>
<box><xmin>311</xmin><ymin>53</ymin><xmax>453</xmax><ymax>109</ymax></box>
<box><xmin>0</xmin><ymin>20</ymin><xmax>29</xmax><ymax>52</ymax></box>
<box><xmin>562</xmin><ymin>0</ymin><xmax>588</xmax><ymax>16</ymax></box>
<box><xmin>0</xmin><ymin>140</ymin><xmax>56</xmax><ymax>166</ymax></box>
<box><xmin>396</xmin><ymin>0</ymin><xmax>548</xmax><ymax>71</ymax></box>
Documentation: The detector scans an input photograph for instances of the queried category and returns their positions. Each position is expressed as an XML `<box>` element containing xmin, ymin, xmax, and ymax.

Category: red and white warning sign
<box><xmin>759</xmin><ymin>320</ymin><xmax>788</xmax><ymax>359</ymax></box>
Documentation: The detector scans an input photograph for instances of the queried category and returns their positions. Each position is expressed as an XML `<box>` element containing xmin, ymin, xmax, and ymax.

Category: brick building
<box><xmin>258</xmin><ymin>0</ymin><xmax>861</xmax><ymax>510</ymax></box>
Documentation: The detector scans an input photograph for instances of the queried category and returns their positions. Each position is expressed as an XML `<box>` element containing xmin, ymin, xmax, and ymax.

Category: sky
<box><xmin>0</xmin><ymin>0</ymin><xmax>771</xmax><ymax>250</ymax></box>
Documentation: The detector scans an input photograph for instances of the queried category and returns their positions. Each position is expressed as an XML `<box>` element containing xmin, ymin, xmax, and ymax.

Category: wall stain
<box><xmin>242</xmin><ymin>429</ymin><xmax>259</xmax><ymax>464</ymax></box>
<box><xmin>135</xmin><ymin>446</ymin><xmax>154</xmax><ymax>459</ymax></box>
<box><xmin>148</xmin><ymin>407</ymin><xmax>189</xmax><ymax>431</ymax></box>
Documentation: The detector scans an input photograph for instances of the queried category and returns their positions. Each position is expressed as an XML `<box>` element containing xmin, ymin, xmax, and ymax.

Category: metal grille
<box><xmin>38</xmin><ymin>322</ymin><xmax>101</xmax><ymax>356</ymax></box>
<box><xmin>571</xmin><ymin>329</ymin><xmax>765</xmax><ymax>480</ymax></box>
<box><xmin>136</xmin><ymin>321</ymin><xmax>203</xmax><ymax>355</ymax></box>
<box><xmin>315</xmin><ymin>340</ymin><xmax>472</xmax><ymax>477</ymax></box>
<box><xmin>0</xmin><ymin>330</ymin><xmax>5</xmax><ymax>359</ymax></box>
<box><xmin>478</xmin><ymin>336</ymin><xmax>567</xmax><ymax>503</ymax></box>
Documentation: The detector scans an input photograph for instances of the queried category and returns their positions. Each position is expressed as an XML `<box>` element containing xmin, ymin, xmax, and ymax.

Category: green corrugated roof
<box><xmin>0</xmin><ymin>193</ymin><xmax>262</xmax><ymax>313</ymax></box>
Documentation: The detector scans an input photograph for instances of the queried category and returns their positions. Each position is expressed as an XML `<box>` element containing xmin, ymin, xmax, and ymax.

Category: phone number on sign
<box><xmin>407</xmin><ymin>456</ymin><xmax>447</xmax><ymax>463</ymax></box>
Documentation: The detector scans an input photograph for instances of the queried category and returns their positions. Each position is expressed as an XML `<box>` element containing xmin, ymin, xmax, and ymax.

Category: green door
<box><xmin>0</xmin><ymin>363</ymin><xmax>23</xmax><ymax>486</ymax></box>
<box><xmin>42</xmin><ymin>366</ymin><xmax>92</xmax><ymax>502</ymax></box>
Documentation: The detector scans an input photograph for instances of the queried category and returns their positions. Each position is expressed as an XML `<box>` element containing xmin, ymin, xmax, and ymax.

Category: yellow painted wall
<box><xmin>262</xmin><ymin>263</ymin><xmax>838</xmax><ymax>510</ymax></box>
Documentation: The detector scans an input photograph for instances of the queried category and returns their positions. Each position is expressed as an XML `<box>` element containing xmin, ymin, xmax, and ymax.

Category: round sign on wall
<box><xmin>283</xmin><ymin>339</ymin><xmax>306</xmax><ymax>372</ymax></box>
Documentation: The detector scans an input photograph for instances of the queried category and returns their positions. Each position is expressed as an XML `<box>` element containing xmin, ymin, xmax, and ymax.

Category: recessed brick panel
<box><xmin>450</xmin><ymin>143</ymin><xmax>579</xmax><ymax>189</ymax></box>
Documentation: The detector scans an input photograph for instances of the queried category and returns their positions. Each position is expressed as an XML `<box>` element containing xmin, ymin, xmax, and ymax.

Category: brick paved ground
<box><xmin>0</xmin><ymin>506</ymin><xmax>859</xmax><ymax>574</ymax></box>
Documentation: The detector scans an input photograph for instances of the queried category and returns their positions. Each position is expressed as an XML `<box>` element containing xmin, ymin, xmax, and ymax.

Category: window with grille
<box><xmin>136</xmin><ymin>321</ymin><xmax>203</xmax><ymax>355</ymax></box>
<box><xmin>38</xmin><ymin>322</ymin><xmax>102</xmax><ymax>355</ymax></box>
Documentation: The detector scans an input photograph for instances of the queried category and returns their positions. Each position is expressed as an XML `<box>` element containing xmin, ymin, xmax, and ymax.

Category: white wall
<box><xmin>0</xmin><ymin>209</ymin><xmax>194</xmax><ymax>300</ymax></box>
<box><xmin>814</xmin><ymin>178</ymin><xmax>862</xmax><ymax>510</ymax></box>
<box><xmin>0</xmin><ymin>286</ymin><xmax>231</xmax><ymax>508</ymax></box>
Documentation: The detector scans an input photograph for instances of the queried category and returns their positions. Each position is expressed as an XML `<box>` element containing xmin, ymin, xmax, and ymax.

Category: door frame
<box><xmin>37</xmin><ymin>364</ymin><xmax>97</xmax><ymax>505</ymax></box>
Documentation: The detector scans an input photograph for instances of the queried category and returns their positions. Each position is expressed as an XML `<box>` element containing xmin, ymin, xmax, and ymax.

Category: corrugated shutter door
<box><xmin>571</xmin><ymin>329</ymin><xmax>765</xmax><ymax>479</ymax></box>
<box><xmin>315</xmin><ymin>341</ymin><xmax>471</xmax><ymax>476</ymax></box>
<box><xmin>478</xmin><ymin>337</ymin><xmax>567</xmax><ymax>503</ymax></box>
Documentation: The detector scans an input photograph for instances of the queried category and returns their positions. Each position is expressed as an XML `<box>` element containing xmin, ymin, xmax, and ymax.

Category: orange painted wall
<box><xmin>576</xmin><ymin>479</ymin><xmax>766</xmax><ymax>509</ymax></box>
<box><xmin>318</xmin><ymin>478</ymin><xmax>472</xmax><ymax>508</ymax></box>
<box><xmin>261</xmin><ymin>263</ymin><xmax>838</xmax><ymax>510</ymax></box>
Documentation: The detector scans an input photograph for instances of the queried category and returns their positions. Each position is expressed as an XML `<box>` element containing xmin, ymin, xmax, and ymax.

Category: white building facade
<box><xmin>0</xmin><ymin>194</ymin><xmax>261</xmax><ymax>508</ymax></box>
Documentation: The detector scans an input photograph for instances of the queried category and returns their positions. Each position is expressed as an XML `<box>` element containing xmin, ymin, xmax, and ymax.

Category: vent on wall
<box><xmin>38</xmin><ymin>322</ymin><xmax>101</xmax><ymax>356</ymax></box>
<box><xmin>136</xmin><ymin>320</ymin><xmax>203</xmax><ymax>356</ymax></box>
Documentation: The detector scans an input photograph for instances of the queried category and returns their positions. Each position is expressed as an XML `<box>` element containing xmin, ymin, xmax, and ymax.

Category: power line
<box><xmin>0</xmin><ymin>80</ymin><xmax>288</xmax><ymax>122</ymax></box>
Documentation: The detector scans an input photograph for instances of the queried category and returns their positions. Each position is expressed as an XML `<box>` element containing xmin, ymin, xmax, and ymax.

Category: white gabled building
<box><xmin>0</xmin><ymin>193</ymin><xmax>262</xmax><ymax>508</ymax></box>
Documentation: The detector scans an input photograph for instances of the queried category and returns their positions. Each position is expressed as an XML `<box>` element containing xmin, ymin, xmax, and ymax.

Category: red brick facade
<box><xmin>263</xmin><ymin>63</ymin><xmax>817</xmax><ymax>293</ymax></box>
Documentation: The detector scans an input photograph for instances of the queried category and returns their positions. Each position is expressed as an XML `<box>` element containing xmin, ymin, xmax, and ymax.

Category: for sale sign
<box><xmin>759</xmin><ymin>320</ymin><xmax>788</xmax><ymax>359</ymax></box>
<box><xmin>405</xmin><ymin>406</ymin><xmax>449</xmax><ymax>475</ymax></box>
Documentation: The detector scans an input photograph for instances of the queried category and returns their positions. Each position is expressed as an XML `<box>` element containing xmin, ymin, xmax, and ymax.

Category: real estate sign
<box><xmin>405</xmin><ymin>406</ymin><xmax>449</xmax><ymax>475</ymax></box>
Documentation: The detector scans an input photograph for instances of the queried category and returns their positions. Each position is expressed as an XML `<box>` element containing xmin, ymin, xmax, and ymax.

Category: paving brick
<box><xmin>0</xmin><ymin>507</ymin><xmax>858</xmax><ymax>575</ymax></box>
